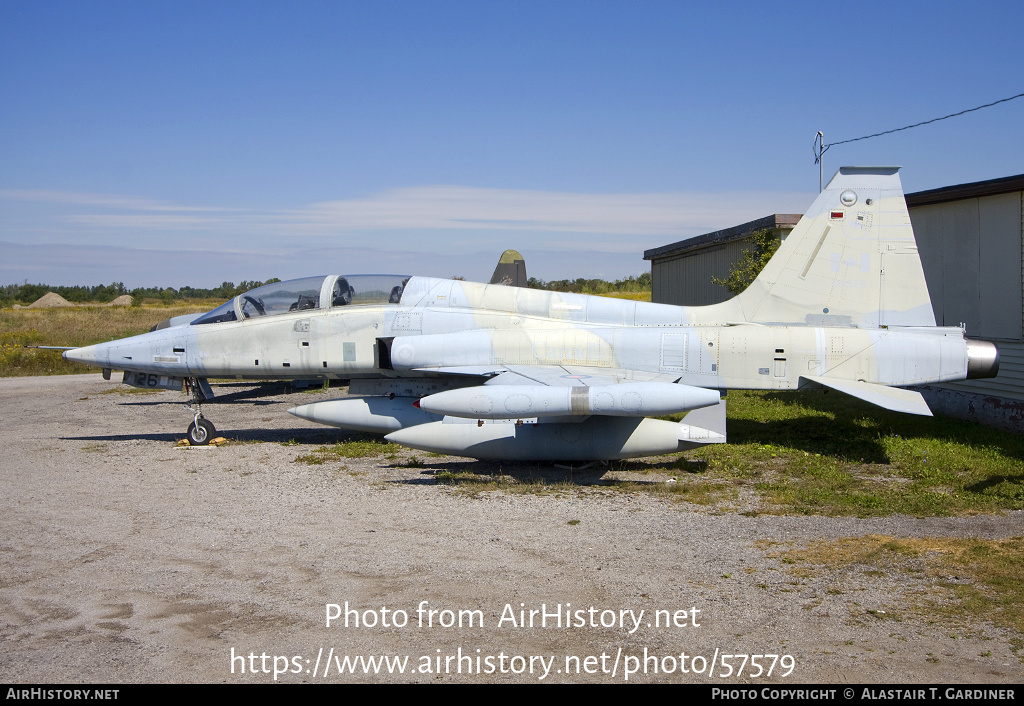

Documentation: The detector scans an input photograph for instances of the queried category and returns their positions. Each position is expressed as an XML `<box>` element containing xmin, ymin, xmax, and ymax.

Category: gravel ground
<box><xmin>1</xmin><ymin>374</ymin><xmax>1021</xmax><ymax>684</ymax></box>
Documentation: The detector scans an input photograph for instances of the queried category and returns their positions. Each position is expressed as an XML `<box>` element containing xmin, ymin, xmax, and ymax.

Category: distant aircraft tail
<box><xmin>490</xmin><ymin>249</ymin><xmax>528</xmax><ymax>287</ymax></box>
<box><xmin>731</xmin><ymin>166</ymin><xmax>936</xmax><ymax>329</ymax></box>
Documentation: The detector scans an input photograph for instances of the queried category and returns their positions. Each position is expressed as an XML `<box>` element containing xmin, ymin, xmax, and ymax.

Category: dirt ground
<box><xmin>1</xmin><ymin>374</ymin><xmax>1021</xmax><ymax>683</ymax></box>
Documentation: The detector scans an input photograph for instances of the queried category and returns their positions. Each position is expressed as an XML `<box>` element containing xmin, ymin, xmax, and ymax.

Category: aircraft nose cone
<box><xmin>62</xmin><ymin>340</ymin><xmax>125</xmax><ymax>368</ymax></box>
<box><xmin>63</xmin><ymin>345</ymin><xmax>100</xmax><ymax>365</ymax></box>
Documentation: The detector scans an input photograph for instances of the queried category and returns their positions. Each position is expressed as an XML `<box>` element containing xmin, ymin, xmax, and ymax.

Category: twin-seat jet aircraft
<box><xmin>64</xmin><ymin>167</ymin><xmax>999</xmax><ymax>460</ymax></box>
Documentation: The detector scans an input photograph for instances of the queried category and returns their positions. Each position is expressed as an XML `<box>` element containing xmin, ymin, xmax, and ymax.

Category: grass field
<box><xmin>0</xmin><ymin>303</ymin><xmax>216</xmax><ymax>376</ymax></box>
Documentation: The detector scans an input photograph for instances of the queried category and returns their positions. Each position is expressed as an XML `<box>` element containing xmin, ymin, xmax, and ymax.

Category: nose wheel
<box><xmin>183</xmin><ymin>377</ymin><xmax>216</xmax><ymax>445</ymax></box>
<box><xmin>186</xmin><ymin>416</ymin><xmax>216</xmax><ymax>446</ymax></box>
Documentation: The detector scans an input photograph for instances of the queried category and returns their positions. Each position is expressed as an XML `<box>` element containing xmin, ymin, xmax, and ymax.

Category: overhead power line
<box><xmin>828</xmin><ymin>92</ymin><xmax>1024</xmax><ymax>149</ymax></box>
<box><xmin>813</xmin><ymin>91</ymin><xmax>1024</xmax><ymax>191</ymax></box>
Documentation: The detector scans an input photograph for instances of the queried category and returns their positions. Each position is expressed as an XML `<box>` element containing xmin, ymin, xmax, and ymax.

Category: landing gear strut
<box><xmin>184</xmin><ymin>377</ymin><xmax>216</xmax><ymax>445</ymax></box>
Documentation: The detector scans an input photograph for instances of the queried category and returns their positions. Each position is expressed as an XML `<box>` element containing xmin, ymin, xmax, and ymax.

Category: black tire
<box><xmin>187</xmin><ymin>418</ymin><xmax>216</xmax><ymax>446</ymax></box>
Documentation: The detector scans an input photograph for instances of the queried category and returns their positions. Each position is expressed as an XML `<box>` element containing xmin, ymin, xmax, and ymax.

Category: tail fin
<box><xmin>732</xmin><ymin>166</ymin><xmax>936</xmax><ymax>328</ymax></box>
<box><xmin>489</xmin><ymin>249</ymin><xmax>528</xmax><ymax>287</ymax></box>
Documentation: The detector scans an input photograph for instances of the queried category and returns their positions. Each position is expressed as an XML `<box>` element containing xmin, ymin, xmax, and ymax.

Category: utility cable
<box><xmin>815</xmin><ymin>91</ymin><xmax>1024</xmax><ymax>163</ymax></box>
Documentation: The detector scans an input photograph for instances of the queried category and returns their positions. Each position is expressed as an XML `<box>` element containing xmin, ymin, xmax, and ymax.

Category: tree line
<box><xmin>3</xmin><ymin>274</ymin><xmax>654</xmax><ymax>307</ymax></box>
<box><xmin>0</xmin><ymin>280</ymin><xmax>281</xmax><ymax>307</ymax></box>
<box><xmin>526</xmin><ymin>272</ymin><xmax>651</xmax><ymax>294</ymax></box>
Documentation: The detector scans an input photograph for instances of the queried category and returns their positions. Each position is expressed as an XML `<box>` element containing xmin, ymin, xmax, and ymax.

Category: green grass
<box><xmin>294</xmin><ymin>436</ymin><xmax>399</xmax><ymax>464</ymax></box>
<box><xmin>677</xmin><ymin>390</ymin><xmax>1024</xmax><ymax>517</ymax></box>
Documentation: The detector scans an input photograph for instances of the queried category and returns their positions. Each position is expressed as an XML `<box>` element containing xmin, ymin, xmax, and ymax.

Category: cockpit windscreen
<box><xmin>192</xmin><ymin>274</ymin><xmax>410</xmax><ymax>325</ymax></box>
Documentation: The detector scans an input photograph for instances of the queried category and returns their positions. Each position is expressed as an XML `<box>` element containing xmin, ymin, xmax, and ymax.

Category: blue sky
<box><xmin>2</xmin><ymin>1</ymin><xmax>1021</xmax><ymax>288</ymax></box>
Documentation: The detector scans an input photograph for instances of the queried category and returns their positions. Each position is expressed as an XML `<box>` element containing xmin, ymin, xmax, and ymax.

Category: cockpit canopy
<box><xmin>192</xmin><ymin>274</ymin><xmax>410</xmax><ymax>325</ymax></box>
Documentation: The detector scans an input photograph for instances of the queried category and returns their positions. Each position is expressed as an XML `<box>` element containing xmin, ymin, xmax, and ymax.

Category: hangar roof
<box><xmin>644</xmin><ymin>173</ymin><xmax>1024</xmax><ymax>263</ymax></box>
<box><xmin>904</xmin><ymin>173</ymin><xmax>1024</xmax><ymax>207</ymax></box>
<box><xmin>643</xmin><ymin>214</ymin><xmax>801</xmax><ymax>262</ymax></box>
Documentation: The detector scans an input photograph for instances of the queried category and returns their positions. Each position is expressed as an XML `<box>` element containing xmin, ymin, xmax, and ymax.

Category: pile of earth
<box><xmin>23</xmin><ymin>292</ymin><xmax>73</xmax><ymax>308</ymax></box>
<box><xmin>13</xmin><ymin>292</ymin><xmax>133</xmax><ymax>308</ymax></box>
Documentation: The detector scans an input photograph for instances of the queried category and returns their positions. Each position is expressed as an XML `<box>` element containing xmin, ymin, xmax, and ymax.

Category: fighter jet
<box><xmin>64</xmin><ymin>167</ymin><xmax>999</xmax><ymax>460</ymax></box>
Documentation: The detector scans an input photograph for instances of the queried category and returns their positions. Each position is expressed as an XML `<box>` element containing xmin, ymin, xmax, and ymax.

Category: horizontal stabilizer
<box><xmin>800</xmin><ymin>375</ymin><xmax>932</xmax><ymax>416</ymax></box>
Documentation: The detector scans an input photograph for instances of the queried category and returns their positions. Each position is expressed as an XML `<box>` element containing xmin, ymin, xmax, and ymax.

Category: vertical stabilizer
<box><xmin>490</xmin><ymin>249</ymin><xmax>528</xmax><ymax>287</ymax></box>
<box><xmin>732</xmin><ymin>167</ymin><xmax>936</xmax><ymax>328</ymax></box>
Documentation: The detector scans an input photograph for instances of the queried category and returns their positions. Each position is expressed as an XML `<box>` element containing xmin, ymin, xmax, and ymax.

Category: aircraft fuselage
<box><xmin>68</xmin><ymin>276</ymin><xmax>983</xmax><ymax>392</ymax></box>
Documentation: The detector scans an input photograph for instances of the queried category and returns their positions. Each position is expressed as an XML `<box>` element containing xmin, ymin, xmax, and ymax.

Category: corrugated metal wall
<box><xmin>911</xmin><ymin>191</ymin><xmax>1022</xmax><ymax>342</ymax></box>
<box><xmin>650</xmin><ymin>229</ymin><xmax>792</xmax><ymax>306</ymax></box>
<box><xmin>910</xmin><ymin>189</ymin><xmax>1024</xmax><ymax>402</ymax></box>
<box><xmin>651</xmin><ymin>240</ymin><xmax>751</xmax><ymax>306</ymax></box>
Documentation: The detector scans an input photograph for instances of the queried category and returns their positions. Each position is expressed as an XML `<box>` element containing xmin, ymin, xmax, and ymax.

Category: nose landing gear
<box><xmin>183</xmin><ymin>377</ymin><xmax>217</xmax><ymax>445</ymax></box>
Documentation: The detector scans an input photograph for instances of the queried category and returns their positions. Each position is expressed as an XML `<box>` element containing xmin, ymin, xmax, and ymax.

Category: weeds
<box><xmin>295</xmin><ymin>436</ymin><xmax>398</xmax><ymax>464</ymax></box>
<box><xmin>99</xmin><ymin>386</ymin><xmax>159</xmax><ymax>396</ymax></box>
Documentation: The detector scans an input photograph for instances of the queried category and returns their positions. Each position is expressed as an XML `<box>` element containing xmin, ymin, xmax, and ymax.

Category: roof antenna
<box><xmin>813</xmin><ymin>131</ymin><xmax>828</xmax><ymax>192</ymax></box>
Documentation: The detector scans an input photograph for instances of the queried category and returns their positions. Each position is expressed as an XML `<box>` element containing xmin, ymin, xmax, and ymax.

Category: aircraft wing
<box><xmin>409</xmin><ymin>364</ymin><xmax>681</xmax><ymax>388</ymax></box>
<box><xmin>411</xmin><ymin>362</ymin><xmax>684</xmax><ymax>385</ymax></box>
<box><xmin>406</xmin><ymin>364</ymin><xmax>682</xmax><ymax>388</ymax></box>
<box><xmin>486</xmin><ymin>365</ymin><xmax>681</xmax><ymax>388</ymax></box>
